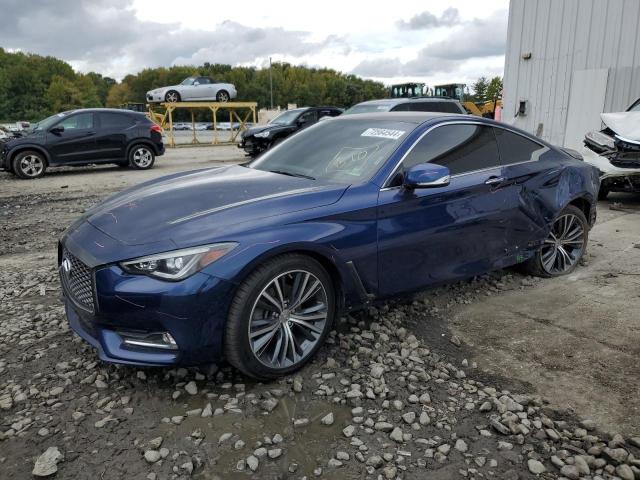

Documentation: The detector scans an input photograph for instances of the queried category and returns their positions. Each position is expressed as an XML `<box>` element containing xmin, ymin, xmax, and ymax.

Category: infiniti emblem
<box><xmin>62</xmin><ymin>257</ymin><xmax>72</xmax><ymax>274</ymax></box>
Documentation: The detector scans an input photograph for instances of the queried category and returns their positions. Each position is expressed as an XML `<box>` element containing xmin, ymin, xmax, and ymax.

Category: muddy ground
<box><xmin>1</xmin><ymin>148</ymin><xmax>639</xmax><ymax>480</ymax></box>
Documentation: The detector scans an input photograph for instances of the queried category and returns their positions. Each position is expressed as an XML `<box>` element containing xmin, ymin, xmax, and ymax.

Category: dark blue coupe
<box><xmin>59</xmin><ymin>113</ymin><xmax>599</xmax><ymax>379</ymax></box>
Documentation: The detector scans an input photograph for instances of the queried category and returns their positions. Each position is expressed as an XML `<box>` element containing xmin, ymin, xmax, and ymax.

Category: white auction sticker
<box><xmin>361</xmin><ymin>128</ymin><xmax>405</xmax><ymax>140</ymax></box>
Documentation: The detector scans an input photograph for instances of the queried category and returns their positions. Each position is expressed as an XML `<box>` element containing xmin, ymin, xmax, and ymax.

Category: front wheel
<box><xmin>523</xmin><ymin>205</ymin><xmax>588</xmax><ymax>277</ymax></box>
<box><xmin>224</xmin><ymin>254</ymin><xmax>335</xmax><ymax>379</ymax></box>
<box><xmin>129</xmin><ymin>145</ymin><xmax>155</xmax><ymax>170</ymax></box>
<box><xmin>13</xmin><ymin>151</ymin><xmax>47</xmax><ymax>179</ymax></box>
<box><xmin>165</xmin><ymin>90</ymin><xmax>181</xmax><ymax>103</ymax></box>
<box><xmin>216</xmin><ymin>90</ymin><xmax>230</xmax><ymax>102</ymax></box>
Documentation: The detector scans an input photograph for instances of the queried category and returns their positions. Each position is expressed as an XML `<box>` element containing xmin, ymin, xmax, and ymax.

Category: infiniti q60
<box><xmin>59</xmin><ymin>113</ymin><xmax>599</xmax><ymax>379</ymax></box>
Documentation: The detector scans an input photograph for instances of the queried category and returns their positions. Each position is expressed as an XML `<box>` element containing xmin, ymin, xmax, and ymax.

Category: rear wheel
<box><xmin>13</xmin><ymin>151</ymin><xmax>47</xmax><ymax>179</ymax></box>
<box><xmin>224</xmin><ymin>254</ymin><xmax>335</xmax><ymax>379</ymax></box>
<box><xmin>129</xmin><ymin>145</ymin><xmax>155</xmax><ymax>170</ymax></box>
<box><xmin>523</xmin><ymin>205</ymin><xmax>588</xmax><ymax>277</ymax></box>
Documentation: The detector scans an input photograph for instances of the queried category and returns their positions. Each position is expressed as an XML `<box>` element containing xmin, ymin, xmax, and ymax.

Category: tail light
<box><xmin>150</xmin><ymin>124</ymin><xmax>162</xmax><ymax>133</ymax></box>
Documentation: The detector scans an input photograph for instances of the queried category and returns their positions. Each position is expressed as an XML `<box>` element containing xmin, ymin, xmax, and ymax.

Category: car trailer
<box><xmin>147</xmin><ymin>101</ymin><xmax>258</xmax><ymax>147</ymax></box>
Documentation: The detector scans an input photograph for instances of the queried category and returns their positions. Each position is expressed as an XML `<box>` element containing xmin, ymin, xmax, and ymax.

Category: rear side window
<box><xmin>99</xmin><ymin>113</ymin><xmax>136</xmax><ymax>129</ymax></box>
<box><xmin>493</xmin><ymin>127</ymin><xmax>547</xmax><ymax>165</ymax></box>
<box><xmin>402</xmin><ymin>124</ymin><xmax>500</xmax><ymax>175</ymax></box>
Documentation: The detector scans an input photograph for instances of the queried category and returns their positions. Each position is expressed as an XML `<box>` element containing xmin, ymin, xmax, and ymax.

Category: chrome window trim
<box><xmin>381</xmin><ymin>120</ymin><xmax>546</xmax><ymax>190</ymax></box>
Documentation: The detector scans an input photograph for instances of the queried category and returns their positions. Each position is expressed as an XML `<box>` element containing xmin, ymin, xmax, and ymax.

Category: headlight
<box><xmin>120</xmin><ymin>243</ymin><xmax>237</xmax><ymax>280</ymax></box>
<box><xmin>254</xmin><ymin>130</ymin><xmax>271</xmax><ymax>138</ymax></box>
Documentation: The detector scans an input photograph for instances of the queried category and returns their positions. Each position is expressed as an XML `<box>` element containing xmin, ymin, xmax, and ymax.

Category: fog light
<box><xmin>120</xmin><ymin>331</ymin><xmax>178</xmax><ymax>350</ymax></box>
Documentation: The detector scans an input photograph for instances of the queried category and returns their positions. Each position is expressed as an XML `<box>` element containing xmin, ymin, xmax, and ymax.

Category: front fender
<box><xmin>7</xmin><ymin>143</ymin><xmax>52</xmax><ymax>165</ymax></box>
<box><xmin>201</xmin><ymin>219</ymin><xmax>378</xmax><ymax>311</ymax></box>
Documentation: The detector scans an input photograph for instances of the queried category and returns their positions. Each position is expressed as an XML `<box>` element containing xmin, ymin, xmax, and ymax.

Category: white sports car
<box><xmin>582</xmin><ymin>98</ymin><xmax>640</xmax><ymax>199</ymax></box>
<box><xmin>146</xmin><ymin>76</ymin><xmax>237</xmax><ymax>103</ymax></box>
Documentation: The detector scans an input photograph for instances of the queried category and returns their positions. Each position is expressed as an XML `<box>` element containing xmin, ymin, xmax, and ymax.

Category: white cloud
<box><xmin>0</xmin><ymin>0</ymin><xmax>509</xmax><ymax>85</ymax></box>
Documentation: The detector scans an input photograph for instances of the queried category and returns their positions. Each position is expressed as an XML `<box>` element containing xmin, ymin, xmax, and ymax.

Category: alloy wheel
<box><xmin>540</xmin><ymin>213</ymin><xmax>585</xmax><ymax>274</ymax></box>
<box><xmin>132</xmin><ymin>147</ymin><xmax>153</xmax><ymax>168</ymax></box>
<box><xmin>166</xmin><ymin>92</ymin><xmax>179</xmax><ymax>102</ymax></box>
<box><xmin>217</xmin><ymin>91</ymin><xmax>230</xmax><ymax>102</ymax></box>
<box><xmin>248</xmin><ymin>270</ymin><xmax>328</xmax><ymax>369</ymax></box>
<box><xmin>19</xmin><ymin>155</ymin><xmax>44</xmax><ymax>177</ymax></box>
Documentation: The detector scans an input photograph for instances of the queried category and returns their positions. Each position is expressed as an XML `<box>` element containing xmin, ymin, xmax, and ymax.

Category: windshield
<box><xmin>343</xmin><ymin>103</ymin><xmax>394</xmax><ymax>115</ymax></box>
<box><xmin>31</xmin><ymin>111</ymin><xmax>72</xmax><ymax>132</ymax></box>
<box><xmin>249</xmin><ymin>119</ymin><xmax>413</xmax><ymax>185</ymax></box>
<box><xmin>181</xmin><ymin>77</ymin><xmax>196</xmax><ymax>85</ymax></box>
<box><xmin>270</xmin><ymin>110</ymin><xmax>303</xmax><ymax>125</ymax></box>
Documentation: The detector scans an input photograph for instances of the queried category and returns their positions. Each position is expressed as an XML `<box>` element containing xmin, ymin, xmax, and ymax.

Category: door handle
<box><xmin>86</xmin><ymin>131</ymin><xmax>96</xmax><ymax>136</ymax></box>
<box><xmin>485</xmin><ymin>176</ymin><xmax>505</xmax><ymax>185</ymax></box>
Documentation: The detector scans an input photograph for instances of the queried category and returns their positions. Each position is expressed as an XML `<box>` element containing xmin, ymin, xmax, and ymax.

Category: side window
<box><xmin>197</xmin><ymin>77</ymin><xmax>210</xmax><ymax>85</ymax></box>
<box><xmin>58</xmin><ymin>113</ymin><xmax>94</xmax><ymax>130</ymax></box>
<box><xmin>298</xmin><ymin>111</ymin><xmax>318</xmax><ymax>125</ymax></box>
<box><xmin>99</xmin><ymin>113</ymin><xmax>135</xmax><ymax>129</ymax></box>
<box><xmin>402</xmin><ymin>124</ymin><xmax>500</xmax><ymax>175</ymax></box>
<box><xmin>494</xmin><ymin>128</ymin><xmax>547</xmax><ymax>165</ymax></box>
<box><xmin>390</xmin><ymin>103</ymin><xmax>411</xmax><ymax>112</ymax></box>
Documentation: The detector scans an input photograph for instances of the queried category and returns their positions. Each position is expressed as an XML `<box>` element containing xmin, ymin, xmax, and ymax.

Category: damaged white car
<box><xmin>582</xmin><ymin>99</ymin><xmax>640</xmax><ymax>199</ymax></box>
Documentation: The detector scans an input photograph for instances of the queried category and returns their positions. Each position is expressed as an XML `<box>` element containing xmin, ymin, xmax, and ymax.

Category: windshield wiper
<box><xmin>268</xmin><ymin>169</ymin><xmax>315</xmax><ymax>180</ymax></box>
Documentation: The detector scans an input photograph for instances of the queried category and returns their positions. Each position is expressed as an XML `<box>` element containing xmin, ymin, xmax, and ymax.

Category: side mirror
<box><xmin>403</xmin><ymin>163</ymin><xmax>450</xmax><ymax>189</ymax></box>
<box><xmin>49</xmin><ymin>125</ymin><xmax>64</xmax><ymax>135</ymax></box>
<box><xmin>193</xmin><ymin>81</ymin><xmax>200</xmax><ymax>86</ymax></box>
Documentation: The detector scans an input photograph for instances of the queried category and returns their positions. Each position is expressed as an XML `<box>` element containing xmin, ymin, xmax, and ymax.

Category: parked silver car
<box><xmin>146</xmin><ymin>76</ymin><xmax>237</xmax><ymax>103</ymax></box>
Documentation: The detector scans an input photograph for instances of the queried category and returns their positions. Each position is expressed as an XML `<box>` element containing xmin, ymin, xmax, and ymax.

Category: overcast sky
<box><xmin>1</xmin><ymin>0</ymin><xmax>509</xmax><ymax>86</ymax></box>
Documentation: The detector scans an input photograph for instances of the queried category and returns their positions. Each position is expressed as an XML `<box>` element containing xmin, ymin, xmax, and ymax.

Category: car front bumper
<box><xmin>146</xmin><ymin>93</ymin><xmax>165</xmax><ymax>103</ymax></box>
<box><xmin>238</xmin><ymin>136</ymin><xmax>268</xmax><ymax>155</ymax></box>
<box><xmin>581</xmin><ymin>147</ymin><xmax>640</xmax><ymax>192</ymax></box>
<box><xmin>60</xmin><ymin>241</ymin><xmax>236</xmax><ymax>367</ymax></box>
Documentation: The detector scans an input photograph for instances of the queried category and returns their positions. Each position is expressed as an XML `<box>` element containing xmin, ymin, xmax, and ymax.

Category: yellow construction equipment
<box><xmin>432</xmin><ymin>83</ymin><xmax>502</xmax><ymax>118</ymax></box>
<box><xmin>147</xmin><ymin>101</ymin><xmax>258</xmax><ymax>148</ymax></box>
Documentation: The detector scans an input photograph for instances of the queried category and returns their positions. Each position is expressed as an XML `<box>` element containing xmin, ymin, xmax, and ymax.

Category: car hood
<box><xmin>147</xmin><ymin>86</ymin><xmax>175</xmax><ymax>94</ymax></box>
<box><xmin>4</xmin><ymin>131</ymin><xmax>43</xmax><ymax>146</ymax></box>
<box><xmin>243</xmin><ymin>124</ymin><xmax>291</xmax><ymax>137</ymax></box>
<box><xmin>84</xmin><ymin>165</ymin><xmax>347</xmax><ymax>246</ymax></box>
<box><xmin>601</xmin><ymin>111</ymin><xmax>640</xmax><ymax>143</ymax></box>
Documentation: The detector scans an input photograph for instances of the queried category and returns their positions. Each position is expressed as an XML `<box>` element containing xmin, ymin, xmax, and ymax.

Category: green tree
<box><xmin>471</xmin><ymin>76</ymin><xmax>489</xmax><ymax>103</ymax></box>
<box><xmin>486</xmin><ymin>76</ymin><xmax>503</xmax><ymax>102</ymax></box>
<box><xmin>106</xmin><ymin>82</ymin><xmax>134</xmax><ymax>107</ymax></box>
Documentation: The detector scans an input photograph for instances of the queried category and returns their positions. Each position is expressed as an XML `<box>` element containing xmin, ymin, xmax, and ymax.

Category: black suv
<box><xmin>1</xmin><ymin>108</ymin><xmax>165</xmax><ymax>179</ymax></box>
<box><xmin>239</xmin><ymin>106</ymin><xmax>342</xmax><ymax>156</ymax></box>
<box><xmin>343</xmin><ymin>97</ymin><xmax>466</xmax><ymax>115</ymax></box>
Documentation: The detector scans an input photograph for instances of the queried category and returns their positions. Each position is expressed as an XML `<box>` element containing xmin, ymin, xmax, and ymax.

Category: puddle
<box><xmin>154</xmin><ymin>386</ymin><xmax>352</xmax><ymax>478</ymax></box>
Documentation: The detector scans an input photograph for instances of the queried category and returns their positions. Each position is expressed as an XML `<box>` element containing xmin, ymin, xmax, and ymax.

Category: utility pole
<box><xmin>269</xmin><ymin>57</ymin><xmax>274</xmax><ymax>110</ymax></box>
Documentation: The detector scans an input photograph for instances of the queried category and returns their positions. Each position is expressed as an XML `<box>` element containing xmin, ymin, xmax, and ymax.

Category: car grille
<box><xmin>60</xmin><ymin>249</ymin><xmax>95</xmax><ymax>312</ymax></box>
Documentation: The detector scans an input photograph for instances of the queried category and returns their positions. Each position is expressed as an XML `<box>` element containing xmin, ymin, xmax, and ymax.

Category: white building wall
<box><xmin>503</xmin><ymin>0</ymin><xmax>640</xmax><ymax>148</ymax></box>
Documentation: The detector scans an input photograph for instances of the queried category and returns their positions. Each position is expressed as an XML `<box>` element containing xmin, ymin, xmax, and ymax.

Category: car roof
<box><xmin>62</xmin><ymin>108</ymin><xmax>146</xmax><ymax>116</ymax></box>
<box><xmin>332</xmin><ymin>111</ymin><xmax>464</xmax><ymax>124</ymax></box>
<box><xmin>354</xmin><ymin>98</ymin><xmax>461</xmax><ymax>107</ymax></box>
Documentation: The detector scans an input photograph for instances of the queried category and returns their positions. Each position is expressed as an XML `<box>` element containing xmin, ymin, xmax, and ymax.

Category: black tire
<box><xmin>224</xmin><ymin>254</ymin><xmax>336</xmax><ymax>379</ymax></box>
<box><xmin>128</xmin><ymin>145</ymin><xmax>155</xmax><ymax>170</ymax></box>
<box><xmin>165</xmin><ymin>90</ymin><xmax>181</xmax><ymax>103</ymax></box>
<box><xmin>597</xmin><ymin>187</ymin><xmax>609</xmax><ymax>201</ymax></box>
<box><xmin>216</xmin><ymin>90</ymin><xmax>230</xmax><ymax>102</ymax></box>
<box><xmin>12</xmin><ymin>150</ymin><xmax>47</xmax><ymax>179</ymax></box>
<box><xmin>522</xmin><ymin>205</ymin><xmax>589</xmax><ymax>278</ymax></box>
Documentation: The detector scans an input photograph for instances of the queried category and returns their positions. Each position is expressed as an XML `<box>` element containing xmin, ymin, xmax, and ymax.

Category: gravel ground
<box><xmin>1</xmin><ymin>149</ymin><xmax>639</xmax><ymax>479</ymax></box>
